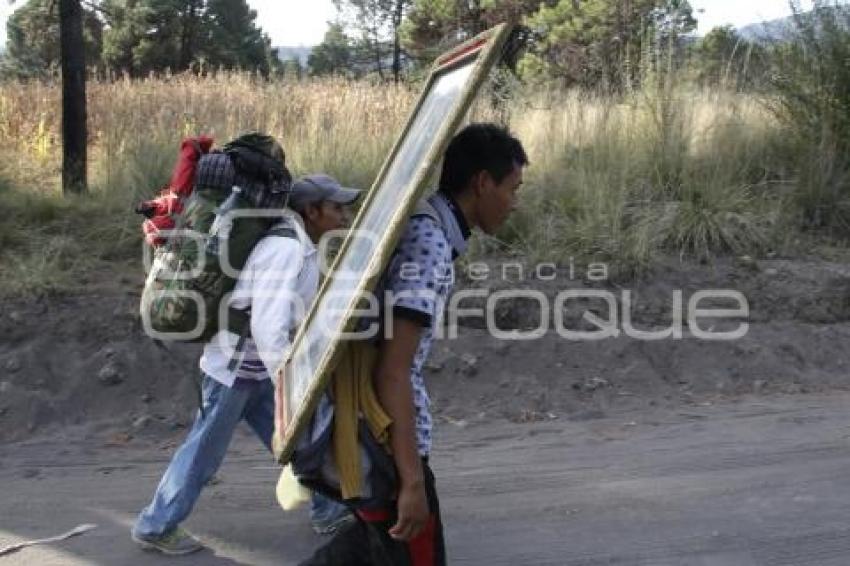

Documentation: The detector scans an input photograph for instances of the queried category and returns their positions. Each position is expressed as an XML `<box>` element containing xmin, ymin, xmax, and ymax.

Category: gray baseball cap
<box><xmin>289</xmin><ymin>174</ymin><xmax>362</xmax><ymax>209</ymax></box>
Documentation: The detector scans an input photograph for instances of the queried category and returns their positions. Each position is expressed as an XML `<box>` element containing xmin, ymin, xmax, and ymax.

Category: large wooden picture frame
<box><xmin>276</xmin><ymin>23</ymin><xmax>513</xmax><ymax>464</ymax></box>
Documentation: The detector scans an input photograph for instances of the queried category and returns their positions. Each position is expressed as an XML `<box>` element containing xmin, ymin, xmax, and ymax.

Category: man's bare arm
<box><xmin>374</xmin><ymin>316</ymin><xmax>429</xmax><ymax>541</ymax></box>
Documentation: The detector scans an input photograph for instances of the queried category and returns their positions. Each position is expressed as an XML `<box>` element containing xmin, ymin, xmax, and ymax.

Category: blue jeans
<box><xmin>133</xmin><ymin>375</ymin><xmax>347</xmax><ymax>537</ymax></box>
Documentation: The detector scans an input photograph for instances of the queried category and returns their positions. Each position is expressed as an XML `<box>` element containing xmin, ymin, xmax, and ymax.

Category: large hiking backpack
<box><xmin>138</xmin><ymin>132</ymin><xmax>295</xmax><ymax>343</ymax></box>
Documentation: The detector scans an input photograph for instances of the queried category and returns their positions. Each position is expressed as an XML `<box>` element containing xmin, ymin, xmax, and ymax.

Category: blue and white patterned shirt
<box><xmin>374</xmin><ymin>192</ymin><xmax>470</xmax><ymax>455</ymax></box>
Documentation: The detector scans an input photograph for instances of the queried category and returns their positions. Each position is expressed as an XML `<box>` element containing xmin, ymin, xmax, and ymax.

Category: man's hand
<box><xmin>389</xmin><ymin>480</ymin><xmax>429</xmax><ymax>542</ymax></box>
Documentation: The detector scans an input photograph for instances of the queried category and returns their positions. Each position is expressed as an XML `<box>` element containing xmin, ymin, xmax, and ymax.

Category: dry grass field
<box><xmin>0</xmin><ymin>72</ymin><xmax>826</xmax><ymax>296</ymax></box>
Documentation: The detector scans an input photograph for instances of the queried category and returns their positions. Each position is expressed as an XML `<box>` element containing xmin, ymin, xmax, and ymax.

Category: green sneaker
<box><xmin>132</xmin><ymin>527</ymin><xmax>204</xmax><ymax>555</ymax></box>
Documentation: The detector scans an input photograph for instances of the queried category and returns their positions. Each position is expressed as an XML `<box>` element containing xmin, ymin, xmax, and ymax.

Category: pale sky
<box><xmin>248</xmin><ymin>0</ymin><xmax>338</xmax><ymax>46</ymax></box>
<box><xmin>691</xmin><ymin>0</ymin><xmax>813</xmax><ymax>34</ymax></box>
<box><xmin>0</xmin><ymin>1</ymin><xmax>816</xmax><ymax>47</ymax></box>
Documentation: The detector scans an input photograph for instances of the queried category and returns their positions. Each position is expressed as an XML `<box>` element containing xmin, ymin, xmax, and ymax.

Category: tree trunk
<box><xmin>391</xmin><ymin>0</ymin><xmax>403</xmax><ymax>83</ymax></box>
<box><xmin>179</xmin><ymin>0</ymin><xmax>200</xmax><ymax>71</ymax></box>
<box><xmin>371</xmin><ymin>26</ymin><xmax>385</xmax><ymax>80</ymax></box>
<box><xmin>59</xmin><ymin>0</ymin><xmax>87</xmax><ymax>194</ymax></box>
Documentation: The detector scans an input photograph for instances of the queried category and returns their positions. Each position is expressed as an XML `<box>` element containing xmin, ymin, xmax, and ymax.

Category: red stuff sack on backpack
<box><xmin>136</xmin><ymin>136</ymin><xmax>214</xmax><ymax>247</ymax></box>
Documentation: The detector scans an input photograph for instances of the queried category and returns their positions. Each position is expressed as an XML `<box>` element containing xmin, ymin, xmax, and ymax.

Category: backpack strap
<box><xmin>413</xmin><ymin>194</ymin><xmax>467</xmax><ymax>260</ymax></box>
<box><xmin>411</xmin><ymin>199</ymin><xmax>443</xmax><ymax>228</ymax></box>
<box><xmin>225</xmin><ymin>225</ymin><xmax>299</xmax><ymax>372</ymax></box>
<box><xmin>225</xmin><ymin>307</ymin><xmax>251</xmax><ymax>337</ymax></box>
<box><xmin>267</xmin><ymin>226</ymin><xmax>297</xmax><ymax>239</ymax></box>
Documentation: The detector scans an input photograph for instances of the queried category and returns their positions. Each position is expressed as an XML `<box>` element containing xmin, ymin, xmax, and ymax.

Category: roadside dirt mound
<box><xmin>0</xmin><ymin>289</ymin><xmax>202</xmax><ymax>443</ymax></box>
<box><xmin>1</xmin><ymin>255</ymin><xmax>849</xmax><ymax>444</ymax></box>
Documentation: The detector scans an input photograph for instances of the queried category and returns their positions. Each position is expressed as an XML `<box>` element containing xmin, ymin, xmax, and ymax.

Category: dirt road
<box><xmin>2</xmin><ymin>392</ymin><xmax>849</xmax><ymax>565</ymax></box>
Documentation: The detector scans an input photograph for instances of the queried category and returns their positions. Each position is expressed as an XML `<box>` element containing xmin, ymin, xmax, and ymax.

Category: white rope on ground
<box><xmin>0</xmin><ymin>524</ymin><xmax>97</xmax><ymax>557</ymax></box>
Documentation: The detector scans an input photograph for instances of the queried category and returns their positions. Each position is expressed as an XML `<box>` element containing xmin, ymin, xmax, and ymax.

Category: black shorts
<box><xmin>300</xmin><ymin>460</ymin><xmax>445</xmax><ymax>566</ymax></box>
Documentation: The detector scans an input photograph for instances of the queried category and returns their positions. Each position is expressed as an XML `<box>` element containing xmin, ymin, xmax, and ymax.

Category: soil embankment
<box><xmin>1</xmin><ymin>256</ymin><xmax>849</xmax><ymax>443</ymax></box>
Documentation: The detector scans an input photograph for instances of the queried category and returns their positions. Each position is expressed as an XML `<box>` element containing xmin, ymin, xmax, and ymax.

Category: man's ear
<box><xmin>472</xmin><ymin>170</ymin><xmax>491</xmax><ymax>199</ymax></box>
<box><xmin>303</xmin><ymin>202</ymin><xmax>320</xmax><ymax>222</ymax></box>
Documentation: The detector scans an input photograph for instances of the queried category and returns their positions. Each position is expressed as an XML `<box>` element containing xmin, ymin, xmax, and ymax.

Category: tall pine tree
<box><xmin>99</xmin><ymin>0</ymin><xmax>278</xmax><ymax>76</ymax></box>
<box><xmin>3</xmin><ymin>0</ymin><xmax>102</xmax><ymax>78</ymax></box>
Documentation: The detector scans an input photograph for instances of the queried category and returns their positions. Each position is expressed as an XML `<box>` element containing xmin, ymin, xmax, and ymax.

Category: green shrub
<box><xmin>766</xmin><ymin>1</ymin><xmax>850</xmax><ymax>233</ymax></box>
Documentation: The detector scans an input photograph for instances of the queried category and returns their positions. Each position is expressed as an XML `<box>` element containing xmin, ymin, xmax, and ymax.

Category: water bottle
<box><xmin>206</xmin><ymin>185</ymin><xmax>243</xmax><ymax>257</ymax></box>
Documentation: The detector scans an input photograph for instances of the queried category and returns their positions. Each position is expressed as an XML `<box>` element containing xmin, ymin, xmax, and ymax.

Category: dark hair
<box><xmin>438</xmin><ymin>123</ymin><xmax>528</xmax><ymax>196</ymax></box>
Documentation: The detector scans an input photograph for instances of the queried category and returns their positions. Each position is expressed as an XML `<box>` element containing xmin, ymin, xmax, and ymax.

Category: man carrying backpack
<box><xmin>301</xmin><ymin>123</ymin><xmax>528</xmax><ymax>565</ymax></box>
<box><xmin>132</xmin><ymin>173</ymin><xmax>363</xmax><ymax>555</ymax></box>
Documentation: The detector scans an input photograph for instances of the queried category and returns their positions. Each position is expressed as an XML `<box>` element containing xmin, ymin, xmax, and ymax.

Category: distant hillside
<box><xmin>738</xmin><ymin>15</ymin><xmax>795</xmax><ymax>42</ymax></box>
<box><xmin>275</xmin><ymin>46</ymin><xmax>312</xmax><ymax>66</ymax></box>
<box><xmin>738</xmin><ymin>7</ymin><xmax>850</xmax><ymax>43</ymax></box>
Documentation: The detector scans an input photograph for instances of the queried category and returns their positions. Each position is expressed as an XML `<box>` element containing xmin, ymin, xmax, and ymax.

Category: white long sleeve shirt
<box><xmin>199</xmin><ymin>211</ymin><xmax>319</xmax><ymax>387</ymax></box>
